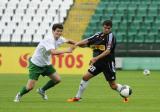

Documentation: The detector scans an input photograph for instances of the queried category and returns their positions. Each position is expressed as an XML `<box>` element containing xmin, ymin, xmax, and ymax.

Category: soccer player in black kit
<box><xmin>67</xmin><ymin>20</ymin><xmax>129</xmax><ymax>103</ymax></box>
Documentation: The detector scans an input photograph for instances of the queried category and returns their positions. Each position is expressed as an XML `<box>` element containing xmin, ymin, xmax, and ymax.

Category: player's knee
<box><xmin>27</xmin><ymin>86</ymin><xmax>34</xmax><ymax>90</ymax></box>
<box><xmin>82</xmin><ymin>74</ymin><xmax>92</xmax><ymax>81</ymax></box>
<box><xmin>55</xmin><ymin>79</ymin><xmax>61</xmax><ymax>84</ymax></box>
<box><xmin>82</xmin><ymin>76</ymin><xmax>89</xmax><ymax>81</ymax></box>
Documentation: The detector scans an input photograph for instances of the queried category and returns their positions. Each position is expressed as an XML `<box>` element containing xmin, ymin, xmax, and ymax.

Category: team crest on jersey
<box><xmin>90</xmin><ymin>45</ymin><xmax>105</xmax><ymax>51</ymax></box>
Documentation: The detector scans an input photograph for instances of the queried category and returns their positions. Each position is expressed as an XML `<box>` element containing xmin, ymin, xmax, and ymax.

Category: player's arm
<box><xmin>68</xmin><ymin>34</ymin><xmax>96</xmax><ymax>51</ymax></box>
<box><xmin>64</xmin><ymin>39</ymin><xmax>78</xmax><ymax>52</ymax></box>
<box><xmin>96</xmin><ymin>49</ymin><xmax>110</xmax><ymax>60</ymax></box>
<box><xmin>67</xmin><ymin>39</ymin><xmax>89</xmax><ymax>52</ymax></box>
<box><xmin>50</xmin><ymin>48</ymin><xmax>72</xmax><ymax>55</ymax></box>
<box><xmin>75</xmin><ymin>39</ymin><xmax>89</xmax><ymax>47</ymax></box>
<box><xmin>89</xmin><ymin>50</ymin><xmax>110</xmax><ymax>65</ymax></box>
<box><xmin>74</xmin><ymin>33</ymin><xmax>98</xmax><ymax>48</ymax></box>
<box><xmin>66</xmin><ymin>39</ymin><xmax>77</xmax><ymax>45</ymax></box>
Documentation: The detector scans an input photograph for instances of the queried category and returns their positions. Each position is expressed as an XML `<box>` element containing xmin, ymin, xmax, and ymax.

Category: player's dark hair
<box><xmin>103</xmin><ymin>20</ymin><xmax>112</xmax><ymax>28</ymax></box>
<box><xmin>52</xmin><ymin>23</ymin><xmax>63</xmax><ymax>31</ymax></box>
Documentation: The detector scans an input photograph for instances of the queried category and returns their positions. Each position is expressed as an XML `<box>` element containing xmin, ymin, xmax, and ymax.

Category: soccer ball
<box><xmin>120</xmin><ymin>85</ymin><xmax>132</xmax><ymax>98</ymax></box>
<box><xmin>143</xmin><ymin>69</ymin><xmax>150</xmax><ymax>76</ymax></box>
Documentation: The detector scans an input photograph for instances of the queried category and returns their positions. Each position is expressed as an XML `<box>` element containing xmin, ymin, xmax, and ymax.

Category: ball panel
<box><xmin>120</xmin><ymin>85</ymin><xmax>132</xmax><ymax>98</ymax></box>
<box><xmin>143</xmin><ymin>69</ymin><xmax>150</xmax><ymax>75</ymax></box>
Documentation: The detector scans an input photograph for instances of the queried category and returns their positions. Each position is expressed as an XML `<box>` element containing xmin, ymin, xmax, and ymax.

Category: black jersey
<box><xmin>87</xmin><ymin>32</ymin><xmax>116</xmax><ymax>61</ymax></box>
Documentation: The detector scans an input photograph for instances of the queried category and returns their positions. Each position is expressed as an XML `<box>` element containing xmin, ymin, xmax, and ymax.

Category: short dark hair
<box><xmin>103</xmin><ymin>20</ymin><xmax>112</xmax><ymax>27</ymax></box>
<box><xmin>52</xmin><ymin>23</ymin><xmax>63</xmax><ymax>31</ymax></box>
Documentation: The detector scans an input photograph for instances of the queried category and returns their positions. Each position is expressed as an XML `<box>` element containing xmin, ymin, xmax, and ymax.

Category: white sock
<box><xmin>116</xmin><ymin>83</ymin><xmax>123</xmax><ymax>92</ymax></box>
<box><xmin>75</xmin><ymin>79</ymin><xmax>88</xmax><ymax>98</ymax></box>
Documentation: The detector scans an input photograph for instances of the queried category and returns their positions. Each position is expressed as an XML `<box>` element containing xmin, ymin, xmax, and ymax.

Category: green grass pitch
<box><xmin>0</xmin><ymin>70</ymin><xmax>160</xmax><ymax>112</ymax></box>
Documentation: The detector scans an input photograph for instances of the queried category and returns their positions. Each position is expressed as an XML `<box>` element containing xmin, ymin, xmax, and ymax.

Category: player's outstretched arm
<box><xmin>64</xmin><ymin>39</ymin><xmax>89</xmax><ymax>53</ymax></box>
<box><xmin>50</xmin><ymin>48</ymin><xmax>72</xmax><ymax>55</ymax></box>
<box><xmin>67</xmin><ymin>39</ymin><xmax>77</xmax><ymax>45</ymax></box>
<box><xmin>75</xmin><ymin>39</ymin><xmax>89</xmax><ymax>47</ymax></box>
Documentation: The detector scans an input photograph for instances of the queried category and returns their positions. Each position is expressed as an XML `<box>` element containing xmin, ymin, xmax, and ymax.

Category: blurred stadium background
<box><xmin>0</xmin><ymin>0</ymin><xmax>160</xmax><ymax>71</ymax></box>
<box><xmin>0</xmin><ymin>0</ymin><xmax>160</xmax><ymax>112</ymax></box>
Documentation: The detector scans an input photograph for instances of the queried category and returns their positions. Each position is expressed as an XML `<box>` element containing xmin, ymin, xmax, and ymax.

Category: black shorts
<box><xmin>88</xmin><ymin>60</ymin><xmax>116</xmax><ymax>81</ymax></box>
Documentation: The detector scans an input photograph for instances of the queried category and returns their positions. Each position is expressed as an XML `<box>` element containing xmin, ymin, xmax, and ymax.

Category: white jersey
<box><xmin>31</xmin><ymin>36</ymin><xmax>68</xmax><ymax>67</ymax></box>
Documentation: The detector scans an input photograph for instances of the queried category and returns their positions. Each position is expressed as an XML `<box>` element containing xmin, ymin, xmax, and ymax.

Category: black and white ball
<box><xmin>143</xmin><ymin>69</ymin><xmax>150</xmax><ymax>76</ymax></box>
<box><xmin>120</xmin><ymin>85</ymin><xmax>132</xmax><ymax>98</ymax></box>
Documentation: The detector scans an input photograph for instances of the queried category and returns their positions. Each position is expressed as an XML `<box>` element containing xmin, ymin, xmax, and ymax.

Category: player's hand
<box><xmin>71</xmin><ymin>45</ymin><xmax>77</xmax><ymax>50</ymax></box>
<box><xmin>66</xmin><ymin>47</ymin><xmax>73</xmax><ymax>53</ymax></box>
<box><xmin>89</xmin><ymin>57</ymin><xmax>98</xmax><ymax>65</ymax></box>
<box><xmin>66</xmin><ymin>45</ymin><xmax>77</xmax><ymax>53</ymax></box>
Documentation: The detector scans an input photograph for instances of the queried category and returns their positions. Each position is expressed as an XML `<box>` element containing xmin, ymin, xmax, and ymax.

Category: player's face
<box><xmin>103</xmin><ymin>25</ymin><xmax>111</xmax><ymax>34</ymax></box>
<box><xmin>53</xmin><ymin>28</ymin><xmax>63</xmax><ymax>39</ymax></box>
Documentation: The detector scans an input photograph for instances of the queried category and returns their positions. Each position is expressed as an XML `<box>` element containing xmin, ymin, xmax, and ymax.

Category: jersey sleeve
<box><xmin>87</xmin><ymin>32</ymin><xmax>100</xmax><ymax>45</ymax></box>
<box><xmin>43</xmin><ymin>38</ymin><xmax>56</xmax><ymax>51</ymax></box>
<box><xmin>60</xmin><ymin>37</ymin><xmax>68</xmax><ymax>43</ymax></box>
<box><xmin>106</xmin><ymin>33</ymin><xmax>114</xmax><ymax>50</ymax></box>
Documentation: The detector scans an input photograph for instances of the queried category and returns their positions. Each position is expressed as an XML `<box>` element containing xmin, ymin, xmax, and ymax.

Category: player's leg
<box><xmin>41</xmin><ymin>72</ymin><xmax>61</xmax><ymax>91</ymax></box>
<box><xmin>103</xmin><ymin>61</ymin><xmax>128</xmax><ymax>102</ymax></box>
<box><xmin>14</xmin><ymin>72</ymin><xmax>39</xmax><ymax>102</ymax></box>
<box><xmin>108</xmin><ymin>80</ymin><xmax>123</xmax><ymax>92</ymax></box>
<box><xmin>76</xmin><ymin>63</ymin><xmax>103</xmax><ymax>99</ymax></box>
<box><xmin>14</xmin><ymin>79</ymin><xmax>37</xmax><ymax>102</ymax></box>
<box><xmin>103</xmin><ymin>61</ymin><xmax>123</xmax><ymax>91</ymax></box>
<box><xmin>103</xmin><ymin>71</ymin><xmax>123</xmax><ymax>92</ymax></box>
<box><xmin>21</xmin><ymin>79</ymin><xmax>37</xmax><ymax>95</ymax></box>
<box><xmin>104</xmin><ymin>73</ymin><xmax>127</xmax><ymax>102</ymax></box>
<box><xmin>14</xmin><ymin>60</ymin><xmax>41</xmax><ymax>102</ymax></box>
<box><xmin>75</xmin><ymin>71</ymin><xmax>94</xmax><ymax>98</ymax></box>
<box><xmin>108</xmin><ymin>81</ymin><xmax>128</xmax><ymax>102</ymax></box>
<box><xmin>37</xmin><ymin>65</ymin><xmax>58</xmax><ymax>100</ymax></box>
<box><xmin>68</xmin><ymin>64</ymin><xmax>101</xmax><ymax>102</ymax></box>
<box><xmin>67</xmin><ymin>71</ymin><xmax>94</xmax><ymax>102</ymax></box>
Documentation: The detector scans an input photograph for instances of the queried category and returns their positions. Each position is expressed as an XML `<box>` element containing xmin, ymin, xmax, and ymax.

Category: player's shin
<box><xmin>41</xmin><ymin>80</ymin><xmax>59</xmax><ymax>91</ymax></box>
<box><xmin>19</xmin><ymin>86</ymin><xmax>30</xmax><ymax>96</ymax></box>
<box><xmin>75</xmin><ymin>79</ymin><xmax>88</xmax><ymax>98</ymax></box>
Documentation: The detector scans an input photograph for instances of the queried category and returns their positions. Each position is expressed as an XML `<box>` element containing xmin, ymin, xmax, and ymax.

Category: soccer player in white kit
<box><xmin>14</xmin><ymin>23</ymin><xmax>76</xmax><ymax>102</ymax></box>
